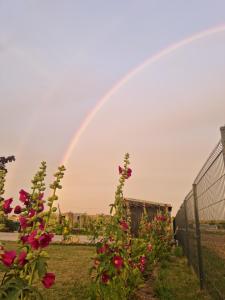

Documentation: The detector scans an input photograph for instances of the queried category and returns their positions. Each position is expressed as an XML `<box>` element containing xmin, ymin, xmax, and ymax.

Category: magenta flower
<box><xmin>27</xmin><ymin>230</ymin><xmax>39</xmax><ymax>250</ymax></box>
<box><xmin>127</xmin><ymin>167</ymin><xmax>132</xmax><ymax>178</ymax></box>
<box><xmin>118</xmin><ymin>166</ymin><xmax>123</xmax><ymax>174</ymax></box>
<box><xmin>18</xmin><ymin>251</ymin><xmax>27</xmax><ymax>266</ymax></box>
<box><xmin>42</xmin><ymin>273</ymin><xmax>55</xmax><ymax>288</ymax></box>
<box><xmin>101</xmin><ymin>272</ymin><xmax>110</xmax><ymax>284</ymax></box>
<box><xmin>19</xmin><ymin>189</ymin><xmax>29</xmax><ymax>203</ymax></box>
<box><xmin>28</xmin><ymin>208</ymin><xmax>36</xmax><ymax>218</ymax></box>
<box><xmin>2</xmin><ymin>198</ymin><xmax>13</xmax><ymax>214</ymax></box>
<box><xmin>21</xmin><ymin>235</ymin><xmax>29</xmax><ymax>244</ymax></box>
<box><xmin>1</xmin><ymin>250</ymin><xmax>17</xmax><ymax>267</ymax></box>
<box><xmin>112</xmin><ymin>255</ymin><xmax>124</xmax><ymax>269</ymax></box>
<box><xmin>14</xmin><ymin>205</ymin><xmax>22</xmax><ymax>214</ymax></box>
<box><xmin>19</xmin><ymin>216</ymin><xmax>29</xmax><ymax>229</ymax></box>
<box><xmin>39</xmin><ymin>233</ymin><xmax>54</xmax><ymax>248</ymax></box>
<box><xmin>139</xmin><ymin>255</ymin><xmax>146</xmax><ymax>266</ymax></box>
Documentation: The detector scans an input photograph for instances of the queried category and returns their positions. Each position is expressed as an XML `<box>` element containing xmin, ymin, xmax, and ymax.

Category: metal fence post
<box><xmin>193</xmin><ymin>183</ymin><xmax>204</xmax><ymax>289</ymax></box>
<box><xmin>184</xmin><ymin>199</ymin><xmax>190</xmax><ymax>266</ymax></box>
<box><xmin>220</xmin><ymin>126</ymin><xmax>225</xmax><ymax>165</ymax></box>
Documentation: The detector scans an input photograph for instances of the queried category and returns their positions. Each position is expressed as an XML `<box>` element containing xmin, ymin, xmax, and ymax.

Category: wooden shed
<box><xmin>124</xmin><ymin>198</ymin><xmax>172</xmax><ymax>237</ymax></box>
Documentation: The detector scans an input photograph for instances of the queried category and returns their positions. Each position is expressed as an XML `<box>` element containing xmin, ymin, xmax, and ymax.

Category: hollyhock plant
<box><xmin>0</xmin><ymin>161</ymin><xmax>66</xmax><ymax>299</ymax></box>
<box><xmin>91</xmin><ymin>154</ymin><xmax>144</xmax><ymax>299</ymax></box>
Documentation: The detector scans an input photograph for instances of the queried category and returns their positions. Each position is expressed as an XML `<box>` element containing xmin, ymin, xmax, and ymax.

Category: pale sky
<box><xmin>1</xmin><ymin>1</ymin><xmax>225</xmax><ymax>216</ymax></box>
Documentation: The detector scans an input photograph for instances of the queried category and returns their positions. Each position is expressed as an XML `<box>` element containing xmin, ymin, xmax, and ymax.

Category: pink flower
<box><xmin>112</xmin><ymin>255</ymin><xmax>124</xmax><ymax>269</ymax></box>
<box><xmin>19</xmin><ymin>189</ymin><xmax>29</xmax><ymax>203</ymax></box>
<box><xmin>19</xmin><ymin>216</ymin><xmax>28</xmax><ymax>229</ymax></box>
<box><xmin>2</xmin><ymin>198</ymin><xmax>13</xmax><ymax>214</ymax></box>
<box><xmin>42</xmin><ymin>273</ymin><xmax>55</xmax><ymax>288</ymax></box>
<box><xmin>14</xmin><ymin>205</ymin><xmax>22</xmax><ymax>214</ymax></box>
<box><xmin>119</xmin><ymin>220</ymin><xmax>129</xmax><ymax>231</ymax></box>
<box><xmin>18</xmin><ymin>251</ymin><xmax>27</xmax><ymax>266</ymax></box>
<box><xmin>101</xmin><ymin>272</ymin><xmax>110</xmax><ymax>284</ymax></box>
<box><xmin>1</xmin><ymin>250</ymin><xmax>17</xmax><ymax>267</ymax></box>
<box><xmin>39</xmin><ymin>233</ymin><xmax>54</xmax><ymax>248</ymax></box>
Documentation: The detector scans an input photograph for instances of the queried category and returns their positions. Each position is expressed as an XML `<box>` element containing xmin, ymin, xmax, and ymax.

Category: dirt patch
<box><xmin>135</xmin><ymin>267</ymin><xmax>159</xmax><ymax>300</ymax></box>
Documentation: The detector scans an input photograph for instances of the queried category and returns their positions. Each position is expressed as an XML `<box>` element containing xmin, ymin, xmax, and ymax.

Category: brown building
<box><xmin>124</xmin><ymin>198</ymin><xmax>172</xmax><ymax>236</ymax></box>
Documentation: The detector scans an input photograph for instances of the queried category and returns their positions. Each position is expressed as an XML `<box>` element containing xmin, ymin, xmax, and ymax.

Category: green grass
<box><xmin>202</xmin><ymin>246</ymin><xmax>225</xmax><ymax>299</ymax></box>
<box><xmin>154</xmin><ymin>250</ymin><xmax>212</xmax><ymax>300</ymax></box>
<box><xmin>0</xmin><ymin>242</ymin><xmax>95</xmax><ymax>300</ymax></box>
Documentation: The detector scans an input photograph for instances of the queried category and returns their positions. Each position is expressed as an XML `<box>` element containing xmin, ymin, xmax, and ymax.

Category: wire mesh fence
<box><xmin>175</xmin><ymin>126</ymin><xmax>225</xmax><ymax>299</ymax></box>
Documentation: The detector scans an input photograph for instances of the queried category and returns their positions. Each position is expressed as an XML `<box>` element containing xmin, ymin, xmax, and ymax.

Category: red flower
<box><xmin>2</xmin><ymin>198</ymin><xmax>13</xmax><ymax>214</ymax></box>
<box><xmin>18</xmin><ymin>251</ymin><xmax>27</xmax><ymax>266</ymax></box>
<box><xmin>19</xmin><ymin>189</ymin><xmax>29</xmax><ymax>203</ymax></box>
<box><xmin>147</xmin><ymin>244</ymin><xmax>153</xmax><ymax>252</ymax></box>
<box><xmin>42</xmin><ymin>273</ymin><xmax>55</xmax><ymax>288</ymax></box>
<box><xmin>19</xmin><ymin>216</ymin><xmax>28</xmax><ymax>229</ymax></box>
<box><xmin>119</xmin><ymin>220</ymin><xmax>129</xmax><ymax>231</ymax></box>
<box><xmin>27</xmin><ymin>230</ymin><xmax>39</xmax><ymax>250</ymax></box>
<box><xmin>1</xmin><ymin>250</ymin><xmax>17</xmax><ymax>267</ymax></box>
<box><xmin>14</xmin><ymin>205</ymin><xmax>22</xmax><ymax>214</ymax></box>
<box><xmin>112</xmin><ymin>255</ymin><xmax>123</xmax><ymax>269</ymax></box>
<box><xmin>39</xmin><ymin>233</ymin><xmax>54</xmax><ymax>248</ymax></box>
<box><xmin>101</xmin><ymin>272</ymin><xmax>110</xmax><ymax>284</ymax></box>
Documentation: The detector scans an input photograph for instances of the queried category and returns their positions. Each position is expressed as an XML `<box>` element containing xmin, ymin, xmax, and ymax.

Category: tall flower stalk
<box><xmin>91</xmin><ymin>154</ymin><xmax>143</xmax><ymax>300</ymax></box>
<box><xmin>0</xmin><ymin>162</ymin><xmax>66</xmax><ymax>300</ymax></box>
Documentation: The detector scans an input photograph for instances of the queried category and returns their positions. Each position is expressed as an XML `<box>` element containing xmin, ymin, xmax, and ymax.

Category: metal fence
<box><xmin>175</xmin><ymin>126</ymin><xmax>225</xmax><ymax>299</ymax></box>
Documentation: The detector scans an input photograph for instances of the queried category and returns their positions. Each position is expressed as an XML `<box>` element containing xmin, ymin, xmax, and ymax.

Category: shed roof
<box><xmin>124</xmin><ymin>198</ymin><xmax>172</xmax><ymax>211</ymax></box>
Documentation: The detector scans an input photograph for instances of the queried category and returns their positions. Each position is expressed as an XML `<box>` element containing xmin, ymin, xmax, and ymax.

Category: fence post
<box><xmin>220</xmin><ymin>126</ymin><xmax>225</xmax><ymax>164</ymax></box>
<box><xmin>193</xmin><ymin>183</ymin><xmax>204</xmax><ymax>289</ymax></box>
<box><xmin>184</xmin><ymin>199</ymin><xmax>190</xmax><ymax>266</ymax></box>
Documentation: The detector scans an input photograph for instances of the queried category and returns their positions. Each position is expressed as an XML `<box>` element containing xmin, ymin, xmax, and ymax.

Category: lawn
<box><xmin>154</xmin><ymin>250</ymin><xmax>212</xmax><ymax>300</ymax></box>
<box><xmin>0</xmin><ymin>242</ymin><xmax>95</xmax><ymax>300</ymax></box>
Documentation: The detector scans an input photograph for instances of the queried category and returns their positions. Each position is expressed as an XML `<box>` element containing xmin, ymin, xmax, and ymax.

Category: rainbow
<box><xmin>62</xmin><ymin>24</ymin><xmax>225</xmax><ymax>166</ymax></box>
